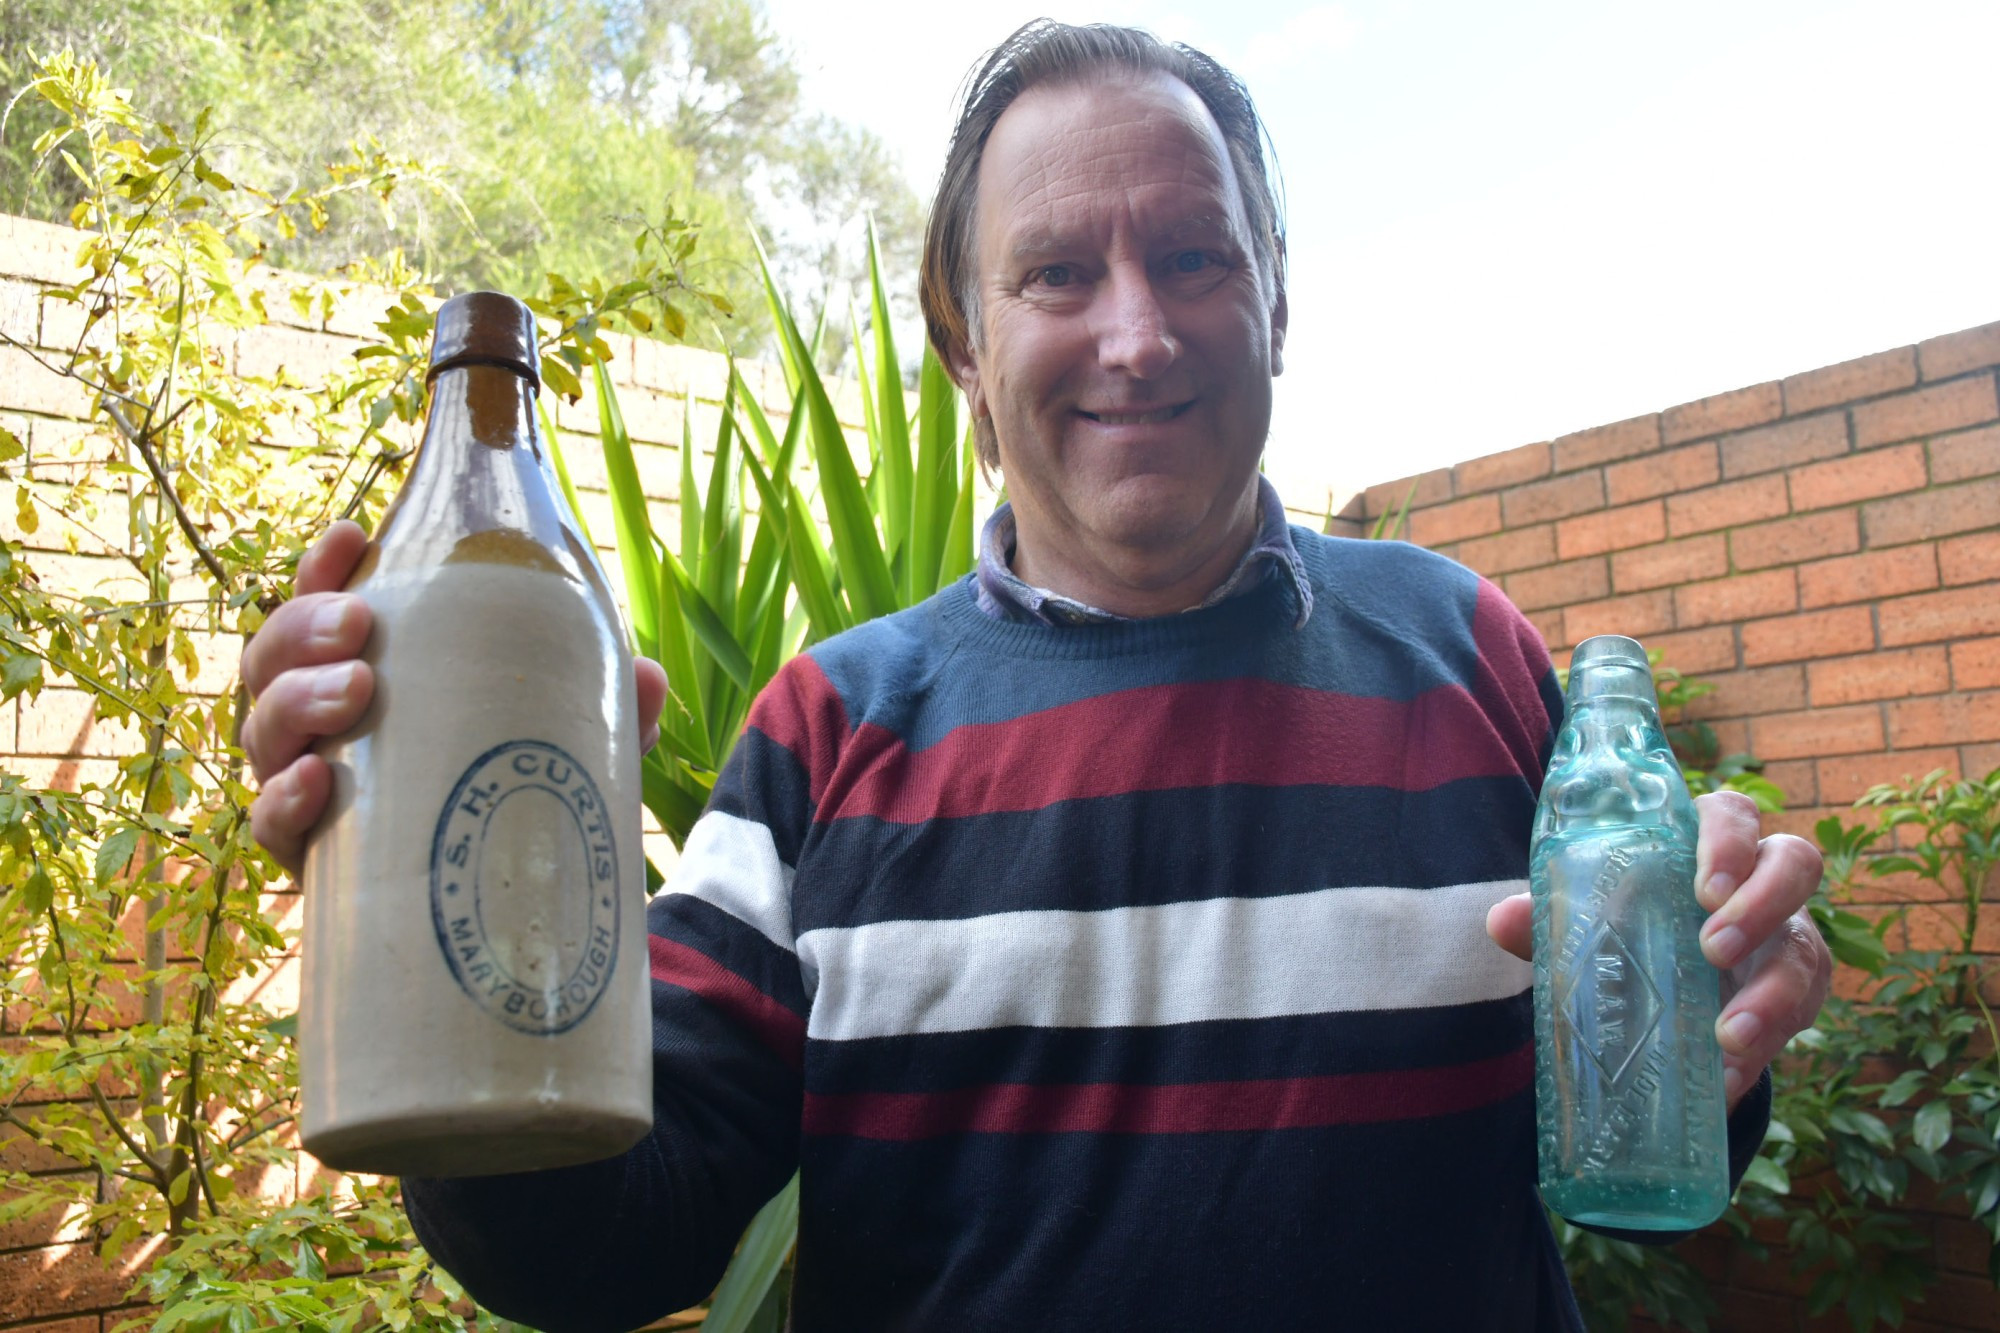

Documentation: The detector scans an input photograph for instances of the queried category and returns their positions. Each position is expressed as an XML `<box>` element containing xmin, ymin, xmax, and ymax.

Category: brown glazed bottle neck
<box><xmin>363</xmin><ymin>364</ymin><xmax>594</xmax><ymax>582</ymax></box>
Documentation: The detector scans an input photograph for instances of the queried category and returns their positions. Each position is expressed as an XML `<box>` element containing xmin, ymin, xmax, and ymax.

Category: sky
<box><xmin>760</xmin><ymin>0</ymin><xmax>2000</xmax><ymax>509</ymax></box>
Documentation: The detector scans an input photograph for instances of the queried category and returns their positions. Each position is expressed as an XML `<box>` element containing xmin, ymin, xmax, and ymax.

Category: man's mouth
<box><xmin>1079</xmin><ymin>402</ymin><xmax>1191</xmax><ymax>425</ymax></box>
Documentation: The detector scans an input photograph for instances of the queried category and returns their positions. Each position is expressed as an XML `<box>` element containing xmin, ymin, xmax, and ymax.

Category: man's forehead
<box><xmin>977</xmin><ymin>73</ymin><xmax>1248</xmax><ymax>249</ymax></box>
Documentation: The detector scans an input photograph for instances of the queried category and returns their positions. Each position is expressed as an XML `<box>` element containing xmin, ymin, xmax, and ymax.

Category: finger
<box><xmin>636</xmin><ymin>656</ymin><xmax>666</xmax><ymax>754</ymax></box>
<box><xmin>239</xmin><ymin>593</ymin><xmax>374</xmax><ymax>700</ymax></box>
<box><xmin>296</xmin><ymin>520</ymin><xmax>371</xmax><ymax>596</ymax></box>
<box><xmin>1692</xmin><ymin>789</ymin><xmax>1762</xmax><ymax>913</ymax></box>
<box><xmin>1485</xmin><ymin>892</ymin><xmax>1532</xmax><ymax>962</ymax></box>
<box><xmin>241</xmin><ymin>522</ymin><xmax>373</xmax><ymax>698</ymax></box>
<box><xmin>1715</xmin><ymin>909</ymin><xmax>1833</xmax><ymax>1103</ymax></box>
<box><xmin>250</xmin><ymin>753</ymin><xmax>333</xmax><ymax>878</ymax></box>
<box><xmin>1700</xmin><ymin>831</ymin><xmax>1824</xmax><ymax>970</ymax></box>
<box><xmin>242</xmin><ymin>661</ymin><xmax>375</xmax><ymax>783</ymax></box>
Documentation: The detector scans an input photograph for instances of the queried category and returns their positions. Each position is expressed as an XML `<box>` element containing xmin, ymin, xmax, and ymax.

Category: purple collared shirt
<box><xmin>974</xmin><ymin>475</ymin><xmax>1314</xmax><ymax>629</ymax></box>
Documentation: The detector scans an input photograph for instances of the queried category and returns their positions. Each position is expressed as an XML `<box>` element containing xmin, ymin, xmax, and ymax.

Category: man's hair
<box><xmin>920</xmin><ymin>20</ymin><xmax>1286</xmax><ymax>467</ymax></box>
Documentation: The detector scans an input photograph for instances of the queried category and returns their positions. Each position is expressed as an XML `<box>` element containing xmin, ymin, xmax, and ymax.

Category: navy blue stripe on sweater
<box><xmin>788</xmin><ymin>777</ymin><xmax>1536</xmax><ymax>929</ymax></box>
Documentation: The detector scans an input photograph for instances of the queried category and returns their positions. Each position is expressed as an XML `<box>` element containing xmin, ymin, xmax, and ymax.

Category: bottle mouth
<box><xmin>428</xmin><ymin>291</ymin><xmax>540</xmax><ymax>388</ymax></box>
<box><xmin>1567</xmin><ymin>634</ymin><xmax>1655</xmax><ymax>702</ymax></box>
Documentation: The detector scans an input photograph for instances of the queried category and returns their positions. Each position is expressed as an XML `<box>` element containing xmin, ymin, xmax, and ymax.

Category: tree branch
<box><xmin>99</xmin><ymin>398</ymin><xmax>230</xmax><ymax>588</ymax></box>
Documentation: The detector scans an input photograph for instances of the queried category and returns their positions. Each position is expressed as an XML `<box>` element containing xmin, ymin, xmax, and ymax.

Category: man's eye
<box><xmin>1170</xmin><ymin>251</ymin><xmax>1212</xmax><ymax>274</ymax></box>
<box><xmin>1035</xmin><ymin>265</ymin><xmax>1074</xmax><ymax>288</ymax></box>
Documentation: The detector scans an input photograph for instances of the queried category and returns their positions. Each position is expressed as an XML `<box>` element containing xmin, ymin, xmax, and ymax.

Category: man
<box><xmin>244</xmin><ymin>20</ymin><xmax>1832</xmax><ymax>1331</ymax></box>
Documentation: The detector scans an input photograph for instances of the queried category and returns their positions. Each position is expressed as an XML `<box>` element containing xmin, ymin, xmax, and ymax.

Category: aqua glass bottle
<box><xmin>1532</xmin><ymin>635</ymin><xmax>1728</xmax><ymax>1230</ymax></box>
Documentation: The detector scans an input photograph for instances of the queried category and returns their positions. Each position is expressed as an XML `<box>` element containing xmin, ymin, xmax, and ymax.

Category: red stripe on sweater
<box><xmin>1469</xmin><ymin>578</ymin><xmax>1556</xmax><ymax>785</ymax></box>
<box><xmin>746</xmin><ymin>654</ymin><xmax>850</xmax><ymax>807</ymax></box>
<box><xmin>816</xmin><ymin>677</ymin><xmax>1526</xmax><ymax>823</ymax></box>
<box><xmin>649</xmin><ymin>935</ymin><xmax>805</xmax><ymax>1072</ymax></box>
<box><xmin>801</xmin><ymin>1044</ymin><xmax>1531</xmax><ymax>1140</ymax></box>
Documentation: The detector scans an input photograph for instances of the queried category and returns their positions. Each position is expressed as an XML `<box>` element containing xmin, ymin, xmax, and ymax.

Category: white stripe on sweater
<box><xmin>796</xmin><ymin>879</ymin><xmax>1531</xmax><ymax>1041</ymax></box>
<box><xmin>666</xmin><ymin>811</ymin><xmax>797</xmax><ymax>953</ymax></box>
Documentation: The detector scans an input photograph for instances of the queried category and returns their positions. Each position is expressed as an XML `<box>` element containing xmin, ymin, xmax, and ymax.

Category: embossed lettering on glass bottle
<box><xmin>300</xmin><ymin>292</ymin><xmax>651</xmax><ymax>1177</ymax></box>
<box><xmin>1531</xmin><ymin>635</ymin><xmax>1728</xmax><ymax>1230</ymax></box>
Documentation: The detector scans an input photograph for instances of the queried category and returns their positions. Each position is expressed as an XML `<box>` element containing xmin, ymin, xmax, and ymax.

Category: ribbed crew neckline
<box><xmin>933</xmin><ymin>559</ymin><xmax>1307</xmax><ymax>660</ymax></box>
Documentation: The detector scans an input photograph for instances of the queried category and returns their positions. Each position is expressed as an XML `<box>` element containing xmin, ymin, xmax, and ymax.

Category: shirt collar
<box><xmin>974</xmin><ymin>475</ymin><xmax>1313</xmax><ymax>630</ymax></box>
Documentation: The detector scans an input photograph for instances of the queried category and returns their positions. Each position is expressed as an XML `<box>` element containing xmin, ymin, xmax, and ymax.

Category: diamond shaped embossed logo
<box><xmin>1558</xmin><ymin>922</ymin><xmax>1665</xmax><ymax>1085</ymax></box>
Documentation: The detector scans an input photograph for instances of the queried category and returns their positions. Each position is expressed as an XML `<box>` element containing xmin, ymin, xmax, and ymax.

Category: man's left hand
<box><xmin>1485</xmin><ymin>790</ymin><xmax>1834</xmax><ymax>1111</ymax></box>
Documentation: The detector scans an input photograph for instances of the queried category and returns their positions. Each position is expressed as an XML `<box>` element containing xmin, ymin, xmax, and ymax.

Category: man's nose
<box><xmin>1092</xmin><ymin>268</ymin><xmax>1179</xmax><ymax>379</ymax></box>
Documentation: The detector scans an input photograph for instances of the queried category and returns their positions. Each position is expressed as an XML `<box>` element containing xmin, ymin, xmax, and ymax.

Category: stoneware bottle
<box><xmin>299</xmin><ymin>292</ymin><xmax>651</xmax><ymax>1178</ymax></box>
<box><xmin>1531</xmin><ymin>634</ymin><xmax>1728</xmax><ymax>1230</ymax></box>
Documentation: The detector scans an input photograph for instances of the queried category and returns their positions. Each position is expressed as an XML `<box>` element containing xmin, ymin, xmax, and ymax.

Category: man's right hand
<box><xmin>242</xmin><ymin>520</ymin><xmax>378</xmax><ymax>877</ymax></box>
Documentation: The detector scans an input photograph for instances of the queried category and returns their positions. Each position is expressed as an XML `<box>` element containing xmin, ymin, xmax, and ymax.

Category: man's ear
<box><xmin>948</xmin><ymin>339</ymin><xmax>990</xmax><ymax>420</ymax></box>
<box><xmin>1268</xmin><ymin>239</ymin><xmax>1289</xmax><ymax>377</ymax></box>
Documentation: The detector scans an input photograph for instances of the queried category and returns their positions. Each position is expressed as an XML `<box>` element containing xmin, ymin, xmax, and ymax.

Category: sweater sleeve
<box><xmin>400</xmin><ymin>660</ymin><xmax>829</xmax><ymax>1332</ymax></box>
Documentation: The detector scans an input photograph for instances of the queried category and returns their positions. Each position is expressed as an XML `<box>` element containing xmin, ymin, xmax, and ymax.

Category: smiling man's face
<box><xmin>952</xmin><ymin>70</ymin><xmax>1287</xmax><ymax>612</ymax></box>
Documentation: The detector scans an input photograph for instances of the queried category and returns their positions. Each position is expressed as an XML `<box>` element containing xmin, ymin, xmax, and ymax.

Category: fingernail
<box><xmin>1724</xmin><ymin>1066</ymin><xmax>1744</xmax><ymax>1100</ymax></box>
<box><xmin>1703</xmin><ymin>871</ymin><xmax>1738</xmax><ymax>906</ymax></box>
<box><xmin>1720</xmin><ymin>1010</ymin><xmax>1762</xmax><ymax>1053</ymax></box>
<box><xmin>313</xmin><ymin>661</ymin><xmax>357</xmax><ymax>701</ymax></box>
<box><xmin>1705</xmin><ymin>924</ymin><xmax>1745</xmax><ymax>967</ymax></box>
<box><xmin>311</xmin><ymin>597</ymin><xmax>352</xmax><ymax>643</ymax></box>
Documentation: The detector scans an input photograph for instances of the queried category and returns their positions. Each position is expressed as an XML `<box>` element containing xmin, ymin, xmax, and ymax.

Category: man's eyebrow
<box><xmin>1006</xmin><ymin>215</ymin><xmax>1235</xmax><ymax>260</ymax></box>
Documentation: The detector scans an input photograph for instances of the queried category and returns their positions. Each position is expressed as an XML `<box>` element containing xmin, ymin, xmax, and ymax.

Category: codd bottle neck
<box><xmin>1538</xmin><ymin>636</ymin><xmax>1693</xmax><ymax>838</ymax></box>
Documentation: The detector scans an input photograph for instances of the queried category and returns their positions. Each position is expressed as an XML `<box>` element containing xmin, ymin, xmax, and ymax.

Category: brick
<box><xmin>1797</xmin><ymin>543</ymin><xmax>1939</xmax><ymax>608</ymax></box>
<box><xmin>1808</xmin><ymin>646</ymin><xmax>1951</xmax><ymax>706</ymax></box>
<box><xmin>1682</xmin><ymin>664</ymin><xmax>1806</xmax><ymax>718</ymax></box>
<box><xmin>1555</xmin><ymin>500</ymin><xmax>1666</xmax><ymax>559</ymax></box>
<box><xmin>1940</xmin><ymin>530</ymin><xmax>2000</xmax><ymax>585</ymax></box>
<box><xmin>1852</xmin><ymin>373</ymin><xmax>1999</xmax><ymax>447</ymax></box>
<box><xmin>1673</xmin><ymin>568</ymin><xmax>1798</xmax><ymax>628</ymax></box>
<box><xmin>1936</xmin><ymin>1216</ymin><xmax>1994</xmax><ymax>1275</ymax></box>
<box><xmin>1969</xmin><ymin>741</ymin><xmax>2000</xmax><ymax>782</ymax></box>
<box><xmin>1363</xmin><ymin>468</ymin><xmax>1452</xmax><ymax>520</ymax></box>
<box><xmin>0</xmin><ymin>276</ymin><xmax>37</xmax><ymax>343</ymax></box>
<box><xmin>1783</xmin><ymin>345</ymin><xmax>1918</xmax><ymax>415</ymax></box>
<box><xmin>1888</xmin><ymin>691</ymin><xmax>2000</xmax><ymax>748</ymax></box>
<box><xmin>1818</xmin><ymin>747</ymin><xmax>1961</xmax><ymax>803</ymax></box>
<box><xmin>1862</xmin><ymin>475</ymin><xmax>2000</xmax><ymax>546</ymax></box>
<box><xmin>1498</xmin><ymin>470</ymin><xmax>1604</xmax><ymax>528</ymax></box>
<box><xmin>1522</xmin><ymin>606</ymin><xmax>1562</xmax><ymax>648</ymax></box>
<box><xmin>1452</xmin><ymin>441</ymin><xmax>1550</xmax><ymax>495</ymax></box>
<box><xmin>1452</xmin><ymin>524</ymin><xmax>1556</xmax><ymax>577</ymax></box>
<box><xmin>1755</xmin><ymin>704</ymin><xmax>1885</xmax><ymax>762</ymax></box>
<box><xmin>0</xmin><ymin>343</ymin><xmax>93</xmax><ymax>419</ymax></box>
<box><xmin>1661</xmin><ymin>381</ymin><xmax>1782</xmax><ymax>443</ymax></box>
<box><xmin>1560</xmin><ymin>589</ymin><xmax>1675</xmax><ymax>641</ymax></box>
<box><xmin>1919</xmin><ymin>320</ymin><xmax>2000</xmax><ymax>381</ymax></box>
<box><xmin>1551</xmin><ymin>413</ymin><xmax>1660</xmax><ymax>472</ymax></box>
<box><xmin>1789</xmin><ymin>441</ymin><xmax>1929</xmax><ymax>511</ymax></box>
<box><xmin>1732</xmin><ymin>510</ymin><xmax>1861</xmax><ymax>573</ymax></box>
<box><xmin>1604</xmin><ymin>441</ymin><xmax>1720</xmax><ymax>507</ymax></box>
<box><xmin>1880</xmin><ymin>584</ymin><xmax>2000</xmax><ymax>646</ymax></box>
<box><xmin>0</xmin><ymin>214</ymin><xmax>91</xmax><ymax>285</ymax></box>
<box><xmin>618</xmin><ymin>384</ymin><xmax>689</xmax><ymax>447</ymax></box>
<box><xmin>1916</xmin><ymin>1271</ymin><xmax>2000</xmax><ymax>1331</ymax></box>
<box><xmin>1953</xmin><ymin>637</ymin><xmax>2000</xmax><ymax>690</ymax></box>
<box><xmin>1721</xmin><ymin>410</ymin><xmax>1850</xmax><ymax>480</ymax></box>
<box><xmin>17</xmin><ymin>689</ymin><xmax>141</xmax><ymax>757</ymax></box>
<box><xmin>1641</xmin><ymin>624</ymin><xmax>1738</xmax><ymax>674</ymax></box>
<box><xmin>1664</xmin><ymin>474</ymin><xmax>1789</xmax><ymax>537</ymax></box>
<box><xmin>0</xmin><ymin>1238</ymin><xmax>157</xmax><ymax>1323</ymax></box>
<box><xmin>1741</xmin><ymin>605</ymin><xmax>1875</xmax><ymax>665</ymax></box>
<box><xmin>1406</xmin><ymin>492</ymin><xmax>1501</xmax><ymax>547</ymax></box>
<box><xmin>233</xmin><ymin>325</ymin><xmax>362</xmax><ymax>386</ymax></box>
<box><xmin>1609</xmin><ymin>534</ymin><xmax>1727</xmax><ymax>592</ymax></box>
<box><xmin>1760</xmin><ymin>758</ymin><xmax>1818</xmax><ymax>805</ymax></box>
<box><xmin>1504</xmin><ymin>557</ymin><xmax>1609</xmax><ymax>611</ymax></box>
<box><xmin>1931</xmin><ymin>421</ymin><xmax>2000</xmax><ymax>483</ymax></box>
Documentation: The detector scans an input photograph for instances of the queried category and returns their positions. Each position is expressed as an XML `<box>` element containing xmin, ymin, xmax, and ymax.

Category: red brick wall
<box><xmin>1332</xmin><ymin>321</ymin><xmax>2000</xmax><ymax>1331</ymax></box>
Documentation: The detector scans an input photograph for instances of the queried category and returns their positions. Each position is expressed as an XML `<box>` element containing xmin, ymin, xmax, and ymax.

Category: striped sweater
<box><xmin>402</xmin><ymin>529</ymin><xmax>1769</xmax><ymax>1332</ymax></box>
